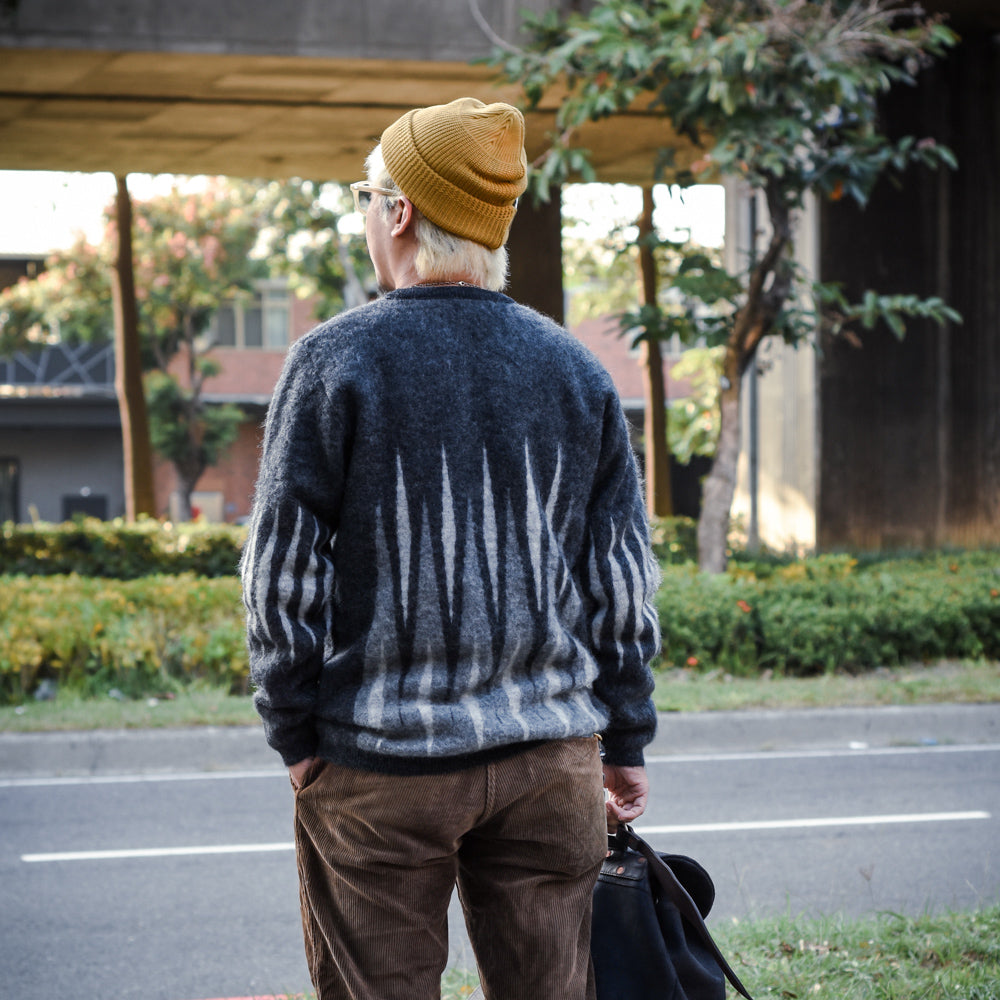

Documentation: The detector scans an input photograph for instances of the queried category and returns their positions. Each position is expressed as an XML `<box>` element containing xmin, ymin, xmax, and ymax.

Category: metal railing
<box><xmin>0</xmin><ymin>341</ymin><xmax>115</xmax><ymax>391</ymax></box>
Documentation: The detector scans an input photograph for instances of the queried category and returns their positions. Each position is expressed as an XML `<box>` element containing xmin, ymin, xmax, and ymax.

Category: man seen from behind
<box><xmin>241</xmin><ymin>96</ymin><xmax>661</xmax><ymax>1000</ymax></box>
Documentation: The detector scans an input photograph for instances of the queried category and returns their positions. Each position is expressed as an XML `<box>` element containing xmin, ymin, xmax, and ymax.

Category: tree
<box><xmin>131</xmin><ymin>179</ymin><xmax>272</xmax><ymax>520</ymax></box>
<box><xmin>0</xmin><ymin>236</ymin><xmax>111</xmax><ymax>356</ymax></box>
<box><xmin>111</xmin><ymin>175</ymin><xmax>156</xmax><ymax>520</ymax></box>
<box><xmin>493</xmin><ymin>0</ymin><xmax>960</xmax><ymax>571</ymax></box>
<box><xmin>256</xmin><ymin>178</ymin><xmax>372</xmax><ymax>314</ymax></box>
<box><xmin>561</xmin><ymin>182</ymin><xmax>734</xmax><ymax>516</ymax></box>
<box><xmin>636</xmin><ymin>186</ymin><xmax>673</xmax><ymax>518</ymax></box>
<box><xmin>0</xmin><ymin>176</ymin><xmax>369</xmax><ymax>521</ymax></box>
<box><xmin>140</xmin><ymin>177</ymin><xmax>370</xmax><ymax>519</ymax></box>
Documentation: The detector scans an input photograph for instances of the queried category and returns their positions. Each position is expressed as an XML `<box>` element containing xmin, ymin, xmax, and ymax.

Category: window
<box><xmin>262</xmin><ymin>285</ymin><xmax>290</xmax><ymax>349</ymax></box>
<box><xmin>1</xmin><ymin>458</ymin><xmax>20</xmax><ymax>523</ymax></box>
<box><xmin>207</xmin><ymin>281</ymin><xmax>290</xmax><ymax>350</ymax></box>
<box><xmin>62</xmin><ymin>494</ymin><xmax>108</xmax><ymax>521</ymax></box>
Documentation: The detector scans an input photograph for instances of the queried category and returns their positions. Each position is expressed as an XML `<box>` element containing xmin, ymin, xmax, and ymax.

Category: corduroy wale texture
<box><xmin>293</xmin><ymin>739</ymin><xmax>607</xmax><ymax>999</ymax></box>
<box><xmin>240</xmin><ymin>286</ymin><xmax>660</xmax><ymax>774</ymax></box>
<box><xmin>380</xmin><ymin>97</ymin><xmax>528</xmax><ymax>249</ymax></box>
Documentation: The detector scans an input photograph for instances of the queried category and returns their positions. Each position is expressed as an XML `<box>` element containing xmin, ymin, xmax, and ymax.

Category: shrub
<box><xmin>1</xmin><ymin>537</ymin><xmax>997</xmax><ymax>703</ymax></box>
<box><xmin>0</xmin><ymin>574</ymin><xmax>248</xmax><ymax>703</ymax></box>
<box><xmin>0</xmin><ymin>517</ymin><xmax>246</xmax><ymax>579</ymax></box>
<box><xmin>648</xmin><ymin>516</ymin><xmax>699</xmax><ymax>565</ymax></box>
<box><xmin>657</xmin><ymin>551</ymin><xmax>1000</xmax><ymax>676</ymax></box>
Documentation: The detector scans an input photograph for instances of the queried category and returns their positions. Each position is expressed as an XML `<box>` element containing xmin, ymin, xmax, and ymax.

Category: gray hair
<box><xmin>365</xmin><ymin>145</ymin><xmax>509</xmax><ymax>292</ymax></box>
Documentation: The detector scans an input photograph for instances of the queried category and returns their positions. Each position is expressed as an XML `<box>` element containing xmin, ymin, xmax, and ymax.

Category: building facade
<box><xmin>2</xmin><ymin>288</ymin><xmax>687</xmax><ymax>524</ymax></box>
<box><xmin>0</xmin><ymin>279</ymin><xmax>318</xmax><ymax>524</ymax></box>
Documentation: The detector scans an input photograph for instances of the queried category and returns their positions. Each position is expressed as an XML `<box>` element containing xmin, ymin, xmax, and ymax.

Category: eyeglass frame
<box><xmin>350</xmin><ymin>181</ymin><xmax>399</xmax><ymax>215</ymax></box>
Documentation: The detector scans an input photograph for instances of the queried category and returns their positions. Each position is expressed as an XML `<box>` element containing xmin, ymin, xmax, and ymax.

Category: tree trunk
<box><xmin>111</xmin><ymin>175</ymin><xmax>156</xmax><ymax>520</ymax></box>
<box><xmin>697</xmin><ymin>180</ymin><xmax>792</xmax><ymax>572</ymax></box>
<box><xmin>171</xmin><ymin>485</ymin><xmax>195</xmax><ymax>523</ymax></box>
<box><xmin>172</xmin><ymin>423</ymin><xmax>206</xmax><ymax>523</ymax></box>
<box><xmin>638</xmin><ymin>186</ymin><xmax>673</xmax><ymax>519</ymax></box>
<box><xmin>697</xmin><ymin>344</ymin><xmax>743</xmax><ymax>573</ymax></box>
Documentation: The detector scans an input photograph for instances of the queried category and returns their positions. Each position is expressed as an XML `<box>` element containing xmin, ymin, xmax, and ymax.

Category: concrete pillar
<box><xmin>725</xmin><ymin>178</ymin><xmax>819</xmax><ymax>555</ymax></box>
<box><xmin>506</xmin><ymin>189</ymin><xmax>564</xmax><ymax>324</ymax></box>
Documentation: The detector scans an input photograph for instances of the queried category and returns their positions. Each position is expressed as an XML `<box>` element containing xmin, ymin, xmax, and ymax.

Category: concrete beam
<box><xmin>0</xmin><ymin>0</ymin><xmax>548</xmax><ymax>60</ymax></box>
<box><xmin>0</xmin><ymin>1</ymin><xmax>700</xmax><ymax>182</ymax></box>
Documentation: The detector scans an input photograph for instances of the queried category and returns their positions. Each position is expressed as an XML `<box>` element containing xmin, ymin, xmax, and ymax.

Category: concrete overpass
<box><xmin>2</xmin><ymin>0</ymin><xmax>998</xmax><ymax>553</ymax></box>
<box><xmin>1</xmin><ymin>0</ymin><xmax>993</xmax><ymax>182</ymax></box>
<box><xmin>0</xmin><ymin>0</ymin><xmax>702</xmax><ymax>183</ymax></box>
<box><xmin>0</xmin><ymin>0</ymin><xmax>704</xmax><ymax>322</ymax></box>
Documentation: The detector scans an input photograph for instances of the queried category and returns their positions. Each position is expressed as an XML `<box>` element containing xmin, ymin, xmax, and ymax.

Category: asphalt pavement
<box><xmin>2</xmin><ymin>701</ymin><xmax>998</xmax><ymax>778</ymax></box>
<box><xmin>3</xmin><ymin>702</ymin><xmax>998</xmax><ymax>999</ymax></box>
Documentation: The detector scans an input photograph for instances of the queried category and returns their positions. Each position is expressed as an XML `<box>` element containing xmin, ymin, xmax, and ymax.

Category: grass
<box><xmin>441</xmin><ymin>969</ymin><xmax>481</xmax><ymax>998</ymax></box>
<box><xmin>716</xmin><ymin>905</ymin><xmax>1000</xmax><ymax>999</ymax></box>
<box><xmin>652</xmin><ymin>658</ymin><xmax>1000</xmax><ymax>713</ymax></box>
<box><xmin>2</xmin><ymin>659</ymin><xmax>998</xmax><ymax>733</ymax></box>
<box><xmin>247</xmin><ymin>907</ymin><xmax>1000</xmax><ymax>1000</ymax></box>
<box><xmin>0</xmin><ymin>686</ymin><xmax>262</xmax><ymax>732</ymax></box>
<box><xmin>452</xmin><ymin>908</ymin><xmax>1000</xmax><ymax>999</ymax></box>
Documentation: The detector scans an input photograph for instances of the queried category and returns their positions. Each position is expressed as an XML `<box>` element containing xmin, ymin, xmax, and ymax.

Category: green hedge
<box><xmin>1</xmin><ymin>534</ymin><xmax>998</xmax><ymax>704</ymax></box>
<box><xmin>0</xmin><ymin>574</ymin><xmax>247</xmax><ymax>703</ymax></box>
<box><xmin>0</xmin><ymin>518</ymin><xmax>247</xmax><ymax>578</ymax></box>
<box><xmin>657</xmin><ymin>551</ymin><xmax>1000</xmax><ymax>676</ymax></box>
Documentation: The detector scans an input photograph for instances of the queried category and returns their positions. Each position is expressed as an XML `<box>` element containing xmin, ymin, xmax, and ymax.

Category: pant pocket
<box><xmin>292</xmin><ymin>757</ymin><xmax>327</xmax><ymax>795</ymax></box>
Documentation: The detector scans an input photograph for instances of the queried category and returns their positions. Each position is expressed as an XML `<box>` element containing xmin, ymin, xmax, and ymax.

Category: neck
<box><xmin>413</xmin><ymin>279</ymin><xmax>477</xmax><ymax>288</ymax></box>
<box><xmin>381</xmin><ymin>251</ymin><xmax>481</xmax><ymax>291</ymax></box>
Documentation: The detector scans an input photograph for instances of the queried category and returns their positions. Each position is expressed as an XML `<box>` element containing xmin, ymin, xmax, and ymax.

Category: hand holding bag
<box><xmin>591</xmin><ymin>825</ymin><xmax>754</xmax><ymax>1000</ymax></box>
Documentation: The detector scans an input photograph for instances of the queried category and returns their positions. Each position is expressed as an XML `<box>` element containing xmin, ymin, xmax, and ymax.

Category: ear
<box><xmin>390</xmin><ymin>196</ymin><xmax>416</xmax><ymax>238</ymax></box>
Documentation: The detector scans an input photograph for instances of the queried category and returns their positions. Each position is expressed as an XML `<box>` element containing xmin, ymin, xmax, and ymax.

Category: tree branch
<box><xmin>467</xmin><ymin>0</ymin><xmax>522</xmax><ymax>54</ymax></box>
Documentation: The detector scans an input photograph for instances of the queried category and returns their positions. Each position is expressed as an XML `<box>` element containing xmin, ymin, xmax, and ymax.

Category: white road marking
<box><xmin>636</xmin><ymin>811</ymin><xmax>991</xmax><ymax>835</ymax></box>
<box><xmin>646</xmin><ymin>743</ymin><xmax>1000</xmax><ymax>764</ymax></box>
<box><xmin>22</xmin><ymin>842</ymin><xmax>293</xmax><ymax>863</ymax></box>
<box><xmin>19</xmin><ymin>811</ymin><xmax>991</xmax><ymax>863</ymax></box>
<box><xmin>0</xmin><ymin>769</ymin><xmax>284</xmax><ymax>788</ymax></box>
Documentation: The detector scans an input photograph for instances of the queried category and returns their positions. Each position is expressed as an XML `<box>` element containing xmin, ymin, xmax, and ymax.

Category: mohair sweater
<box><xmin>240</xmin><ymin>285</ymin><xmax>660</xmax><ymax>774</ymax></box>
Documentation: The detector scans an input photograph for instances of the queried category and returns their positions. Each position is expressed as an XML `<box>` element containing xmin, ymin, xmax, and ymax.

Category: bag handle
<box><xmin>615</xmin><ymin>826</ymin><xmax>755</xmax><ymax>1000</ymax></box>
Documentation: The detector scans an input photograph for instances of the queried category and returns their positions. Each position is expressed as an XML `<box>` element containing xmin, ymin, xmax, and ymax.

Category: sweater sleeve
<box><xmin>239</xmin><ymin>339</ymin><xmax>345</xmax><ymax>765</ymax></box>
<box><xmin>583</xmin><ymin>396</ymin><xmax>661</xmax><ymax>767</ymax></box>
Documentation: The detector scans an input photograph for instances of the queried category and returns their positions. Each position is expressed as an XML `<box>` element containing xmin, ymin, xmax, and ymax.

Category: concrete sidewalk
<box><xmin>2</xmin><ymin>702</ymin><xmax>998</xmax><ymax>779</ymax></box>
<box><xmin>647</xmin><ymin>702</ymin><xmax>1000</xmax><ymax>756</ymax></box>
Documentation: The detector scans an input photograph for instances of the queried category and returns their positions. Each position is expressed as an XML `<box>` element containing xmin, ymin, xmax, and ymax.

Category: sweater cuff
<box><xmin>259</xmin><ymin>713</ymin><xmax>319</xmax><ymax>767</ymax></box>
<box><xmin>599</xmin><ymin>735</ymin><xmax>648</xmax><ymax>768</ymax></box>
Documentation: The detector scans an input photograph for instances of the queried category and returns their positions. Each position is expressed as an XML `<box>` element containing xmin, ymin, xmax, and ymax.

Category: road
<box><xmin>1</xmin><ymin>706</ymin><xmax>998</xmax><ymax>1000</ymax></box>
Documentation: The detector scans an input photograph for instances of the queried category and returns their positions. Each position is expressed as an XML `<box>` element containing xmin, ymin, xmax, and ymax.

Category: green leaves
<box><xmin>506</xmin><ymin>0</ymin><xmax>965</xmax><ymax>374</ymax></box>
<box><xmin>656</xmin><ymin>549</ymin><xmax>1000</xmax><ymax>675</ymax></box>
<box><xmin>0</xmin><ymin>176</ymin><xmax>372</xmax><ymax>509</ymax></box>
<box><xmin>674</xmin><ymin>250</ymin><xmax>742</xmax><ymax>305</ymax></box>
<box><xmin>529</xmin><ymin>146</ymin><xmax>597</xmax><ymax>198</ymax></box>
<box><xmin>667</xmin><ymin>346</ymin><xmax>725</xmax><ymax>463</ymax></box>
<box><xmin>0</xmin><ymin>236</ymin><xmax>114</xmax><ymax>354</ymax></box>
<box><xmin>493</xmin><ymin>0</ymin><xmax>958</xmax><ymax>207</ymax></box>
<box><xmin>144</xmin><ymin>370</ymin><xmax>243</xmax><ymax>472</ymax></box>
<box><xmin>816</xmin><ymin>282</ymin><xmax>962</xmax><ymax>340</ymax></box>
<box><xmin>615</xmin><ymin>239</ymin><xmax>739</xmax><ymax>353</ymax></box>
<box><xmin>0</xmin><ymin>571</ymin><xmax>249</xmax><ymax>703</ymax></box>
<box><xmin>0</xmin><ymin>518</ymin><xmax>246</xmax><ymax>579</ymax></box>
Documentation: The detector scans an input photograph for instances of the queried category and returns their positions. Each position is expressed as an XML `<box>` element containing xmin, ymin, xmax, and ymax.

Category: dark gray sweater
<box><xmin>240</xmin><ymin>285</ymin><xmax>659</xmax><ymax>773</ymax></box>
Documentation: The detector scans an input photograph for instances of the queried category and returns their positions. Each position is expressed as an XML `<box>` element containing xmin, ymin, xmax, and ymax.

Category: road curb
<box><xmin>646</xmin><ymin>702</ymin><xmax>1000</xmax><ymax>756</ymax></box>
<box><xmin>2</xmin><ymin>703</ymin><xmax>999</xmax><ymax>778</ymax></box>
<box><xmin>0</xmin><ymin>725</ymin><xmax>276</xmax><ymax>778</ymax></box>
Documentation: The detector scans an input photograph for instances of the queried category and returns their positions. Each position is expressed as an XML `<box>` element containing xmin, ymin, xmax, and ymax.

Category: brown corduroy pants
<box><xmin>292</xmin><ymin>736</ymin><xmax>608</xmax><ymax>1000</ymax></box>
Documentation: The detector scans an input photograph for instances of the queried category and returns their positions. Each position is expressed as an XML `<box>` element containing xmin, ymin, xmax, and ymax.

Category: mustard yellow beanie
<box><xmin>380</xmin><ymin>97</ymin><xmax>528</xmax><ymax>251</ymax></box>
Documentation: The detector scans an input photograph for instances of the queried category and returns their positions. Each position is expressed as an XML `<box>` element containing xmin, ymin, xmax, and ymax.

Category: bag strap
<box><xmin>618</xmin><ymin>826</ymin><xmax>754</xmax><ymax>1000</ymax></box>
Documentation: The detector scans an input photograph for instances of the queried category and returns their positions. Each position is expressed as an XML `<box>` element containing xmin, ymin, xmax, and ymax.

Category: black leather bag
<box><xmin>591</xmin><ymin>826</ymin><xmax>753</xmax><ymax>1000</ymax></box>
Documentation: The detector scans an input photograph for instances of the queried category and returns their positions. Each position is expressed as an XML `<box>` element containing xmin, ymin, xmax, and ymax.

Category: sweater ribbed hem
<box><xmin>314</xmin><ymin>736</ymin><xmax>546</xmax><ymax>776</ymax></box>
